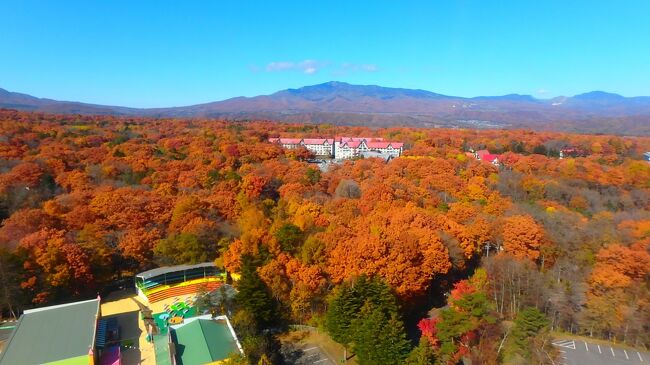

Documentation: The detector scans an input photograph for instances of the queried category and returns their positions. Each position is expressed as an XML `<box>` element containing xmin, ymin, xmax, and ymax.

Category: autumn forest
<box><xmin>0</xmin><ymin>109</ymin><xmax>649</xmax><ymax>364</ymax></box>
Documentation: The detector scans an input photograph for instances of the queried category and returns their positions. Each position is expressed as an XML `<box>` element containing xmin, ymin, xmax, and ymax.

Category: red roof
<box><xmin>366</xmin><ymin>141</ymin><xmax>403</xmax><ymax>149</ymax></box>
<box><xmin>481</xmin><ymin>153</ymin><xmax>500</xmax><ymax>162</ymax></box>
<box><xmin>302</xmin><ymin>138</ymin><xmax>333</xmax><ymax>145</ymax></box>
<box><xmin>366</xmin><ymin>141</ymin><xmax>390</xmax><ymax>148</ymax></box>
<box><xmin>270</xmin><ymin>137</ymin><xmax>402</xmax><ymax>150</ymax></box>
<box><xmin>275</xmin><ymin>138</ymin><xmax>303</xmax><ymax>144</ymax></box>
<box><xmin>561</xmin><ymin>148</ymin><xmax>578</xmax><ymax>153</ymax></box>
<box><xmin>476</xmin><ymin>149</ymin><xmax>490</xmax><ymax>158</ymax></box>
<box><xmin>342</xmin><ymin>141</ymin><xmax>363</xmax><ymax>148</ymax></box>
<box><xmin>337</xmin><ymin>136</ymin><xmax>384</xmax><ymax>143</ymax></box>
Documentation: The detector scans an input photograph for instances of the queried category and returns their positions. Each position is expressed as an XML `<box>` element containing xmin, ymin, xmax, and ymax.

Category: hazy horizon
<box><xmin>4</xmin><ymin>81</ymin><xmax>650</xmax><ymax>110</ymax></box>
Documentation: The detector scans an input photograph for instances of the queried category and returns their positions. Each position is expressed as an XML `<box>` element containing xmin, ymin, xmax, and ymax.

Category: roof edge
<box><xmin>23</xmin><ymin>297</ymin><xmax>100</xmax><ymax>314</ymax></box>
<box><xmin>136</xmin><ymin>262</ymin><xmax>217</xmax><ymax>280</ymax></box>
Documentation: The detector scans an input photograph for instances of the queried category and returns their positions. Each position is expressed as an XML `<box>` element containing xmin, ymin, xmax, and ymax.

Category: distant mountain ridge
<box><xmin>2</xmin><ymin>82</ymin><xmax>650</xmax><ymax>134</ymax></box>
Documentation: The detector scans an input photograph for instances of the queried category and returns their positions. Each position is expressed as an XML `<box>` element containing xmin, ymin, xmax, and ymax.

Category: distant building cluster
<box><xmin>559</xmin><ymin>147</ymin><xmax>586</xmax><ymax>159</ymax></box>
<box><xmin>467</xmin><ymin>146</ymin><xmax>592</xmax><ymax>167</ymax></box>
<box><xmin>268</xmin><ymin>136</ymin><xmax>404</xmax><ymax>160</ymax></box>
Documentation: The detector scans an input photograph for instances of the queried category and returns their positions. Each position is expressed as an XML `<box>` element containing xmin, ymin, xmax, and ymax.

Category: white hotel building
<box><xmin>267</xmin><ymin>137</ymin><xmax>334</xmax><ymax>156</ymax></box>
<box><xmin>268</xmin><ymin>136</ymin><xmax>404</xmax><ymax>160</ymax></box>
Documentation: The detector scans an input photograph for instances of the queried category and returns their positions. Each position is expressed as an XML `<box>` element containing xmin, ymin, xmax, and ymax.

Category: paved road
<box><xmin>553</xmin><ymin>339</ymin><xmax>649</xmax><ymax>365</ymax></box>
<box><xmin>293</xmin><ymin>345</ymin><xmax>335</xmax><ymax>365</ymax></box>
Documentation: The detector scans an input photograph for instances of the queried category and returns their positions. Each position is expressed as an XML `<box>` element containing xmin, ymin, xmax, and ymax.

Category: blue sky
<box><xmin>1</xmin><ymin>1</ymin><xmax>649</xmax><ymax>107</ymax></box>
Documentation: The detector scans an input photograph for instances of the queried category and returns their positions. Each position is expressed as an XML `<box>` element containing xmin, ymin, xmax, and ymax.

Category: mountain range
<box><xmin>2</xmin><ymin>82</ymin><xmax>650</xmax><ymax>135</ymax></box>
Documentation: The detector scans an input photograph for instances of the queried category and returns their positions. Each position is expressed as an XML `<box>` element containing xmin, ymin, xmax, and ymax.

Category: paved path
<box><xmin>553</xmin><ymin>338</ymin><xmax>649</xmax><ymax>365</ymax></box>
<box><xmin>293</xmin><ymin>345</ymin><xmax>336</xmax><ymax>365</ymax></box>
<box><xmin>102</xmin><ymin>291</ymin><xmax>155</xmax><ymax>365</ymax></box>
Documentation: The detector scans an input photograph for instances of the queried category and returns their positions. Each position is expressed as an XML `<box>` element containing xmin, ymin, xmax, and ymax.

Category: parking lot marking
<box><xmin>552</xmin><ymin>340</ymin><xmax>576</xmax><ymax>349</ymax></box>
<box><xmin>611</xmin><ymin>347</ymin><xmax>615</xmax><ymax>357</ymax></box>
<box><xmin>639</xmin><ymin>351</ymin><xmax>644</xmax><ymax>362</ymax></box>
<box><xmin>597</xmin><ymin>344</ymin><xmax>601</xmax><ymax>354</ymax></box>
<box><xmin>584</xmin><ymin>341</ymin><xmax>588</xmax><ymax>351</ymax></box>
<box><xmin>624</xmin><ymin>349</ymin><xmax>629</xmax><ymax>360</ymax></box>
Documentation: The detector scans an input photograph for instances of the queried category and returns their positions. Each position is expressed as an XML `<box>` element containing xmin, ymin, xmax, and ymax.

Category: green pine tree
<box><xmin>511</xmin><ymin>306</ymin><xmax>549</xmax><ymax>356</ymax></box>
<box><xmin>350</xmin><ymin>303</ymin><xmax>385</xmax><ymax>365</ymax></box>
<box><xmin>273</xmin><ymin>223</ymin><xmax>303</xmax><ymax>253</ymax></box>
<box><xmin>324</xmin><ymin>275</ymin><xmax>399</xmax><ymax>346</ymax></box>
<box><xmin>434</xmin><ymin>291</ymin><xmax>495</xmax><ymax>362</ymax></box>
<box><xmin>378</xmin><ymin>313</ymin><xmax>413</xmax><ymax>364</ymax></box>
<box><xmin>405</xmin><ymin>337</ymin><xmax>436</xmax><ymax>365</ymax></box>
<box><xmin>235</xmin><ymin>255</ymin><xmax>278</xmax><ymax>328</ymax></box>
<box><xmin>351</xmin><ymin>302</ymin><xmax>411</xmax><ymax>365</ymax></box>
<box><xmin>325</xmin><ymin>284</ymin><xmax>359</xmax><ymax>345</ymax></box>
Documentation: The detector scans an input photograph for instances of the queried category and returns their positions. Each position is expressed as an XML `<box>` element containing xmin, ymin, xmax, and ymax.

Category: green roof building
<box><xmin>168</xmin><ymin>315</ymin><xmax>242</xmax><ymax>365</ymax></box>
<box><xmin>0</xmin><ymin>297</ymin><xmax>101</xmax><ymax>365</ymax></box>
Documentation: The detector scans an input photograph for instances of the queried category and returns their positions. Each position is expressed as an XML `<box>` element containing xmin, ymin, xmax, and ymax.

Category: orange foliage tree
<box><xmin>500</xmin><ymin>215</ymin><xmax>545</xmax><ymax>261</ymax></box>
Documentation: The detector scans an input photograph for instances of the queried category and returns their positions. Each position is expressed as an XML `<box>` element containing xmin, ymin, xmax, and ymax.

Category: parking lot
<box><xmin>291</xmin><ymin>345</ymin><xmax>336</xmax><ymax>365</ymax></box>
<box><xmin>553</xmin><ymin>339</ymin><xmax>648</xmax><ymax>365</ymax></box>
